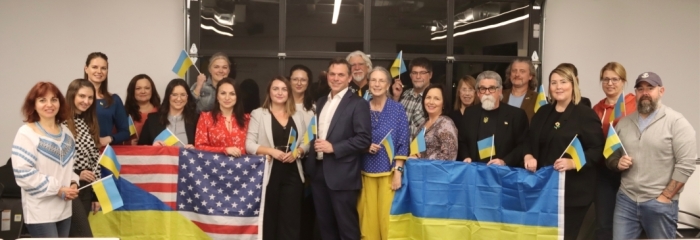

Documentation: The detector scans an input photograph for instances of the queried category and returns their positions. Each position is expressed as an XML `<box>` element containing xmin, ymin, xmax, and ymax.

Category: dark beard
<box><xmin>637</xmin><ymin>96</ymin><xmax>657</xmax><ymax>114</ymax></box>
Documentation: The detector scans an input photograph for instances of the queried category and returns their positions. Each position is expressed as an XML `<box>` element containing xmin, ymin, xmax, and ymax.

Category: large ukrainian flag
<box><xmin>389</xmin><ymin>160</ymin><xmax>564</xmax><ymax>240</ymax></box>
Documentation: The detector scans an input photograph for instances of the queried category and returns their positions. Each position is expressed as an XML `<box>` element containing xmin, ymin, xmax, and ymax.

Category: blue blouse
<box><xmin>96</xmin><ymin>94</ymin><xmax>130</xmax><ymax>143</ymax></box>
<box><xmin>362</xmin><ymin>98</ymin><xmax>410</xmax><ymax>176</ymax></box>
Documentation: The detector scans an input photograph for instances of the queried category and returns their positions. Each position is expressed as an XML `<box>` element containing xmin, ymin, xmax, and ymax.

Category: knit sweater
<box><xmin>606</xmin><ymin>104</ymin><xmax>697</xmax><ymax>202</ymax></box>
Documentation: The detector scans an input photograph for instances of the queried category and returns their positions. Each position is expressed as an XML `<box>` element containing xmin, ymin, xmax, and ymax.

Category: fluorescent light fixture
<box><xmin>432</xmin><ymin>5</ymin><xmax>529</xmax><ymax>34</ymax></box>
<box><xmin>533</xmin><ymin>5</ymin><xmax>541</xmax><ymax>10</ymax></box>
<box><xmin>332</xmin><ymin>0</ymin><xmax>342</xmax><ymax>24</ymax></box>
<box><xmin>431</xmin><ymin>26</ymin><xmax>437</xmax><ymax>31</ymax></box>
<box><xmin>202</xmin><ymin>16</ymin><xmax>233</xmax><ymax>30</ymax></box>
<box><xmin>431</xmin><ymin>14</ymin><xmax>529</xmax><ymax>40</ymax></box>
<box><xmin>201</xmin><ymin>24</ymin><xmax>233</xmax><ymax>37</ymax></box>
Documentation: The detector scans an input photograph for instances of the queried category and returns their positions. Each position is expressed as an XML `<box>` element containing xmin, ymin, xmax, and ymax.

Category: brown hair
<box><xmin>211</xmin><ymin>78</ymin><xmax>246</xmax><ymax>127</ymax></box>
<box><xmin>599</xmin><ymin>62</ymin><xmax>627</xmax><ymax>82</ymax></box>
<box><xmin>453</xmin><ymin>75</ymin><xmax>479</xmax><ymax>111</ymax></box>
<box><xmin>65</xmin><ymin>79</ymin><xmax>101</xmax><ymax>146</ymax></box>
<box><xmin>125</xmin><ymin>74</ymin><xmax>161</xmax><ymax>122</ymax></box>
<box><xmin>83</xmin><ymin>52</ymin><xmax>113</xmax><ymax>106</ymax></box>
<box><xmin>262</xmin><ymin>76</ymin><xmax>296</xmax><ymax>115</ymax></box>
<box><xmin>21</xmin><ymin>82</ymin><xmax>68</xmax><ymax>124</ymax></box>
<box><xmin>505</xmin><ymin>58</ymin><xmax>538</xmax><ymax>91</ymax></box>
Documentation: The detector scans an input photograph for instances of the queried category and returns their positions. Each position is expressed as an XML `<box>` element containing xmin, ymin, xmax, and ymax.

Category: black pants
<box><xmin>595</xmin><ymin>165</ymin><xmax>620</xmax><ymax>240</ymax></box>
<box><xmin>68</xmin><ymin>185</ymin><xmax>94</xmax><ymax>237</ymax></box>
<box><xmin>263</xmin><ymin>160</ymin><xmax>303</xmax><ymax>240</ymax></box>
<box><xmin>311</xmin><ymin>161</ymin><xmax>360</xmax><ymax>240</ymax></box>
<box><xmin>565</xmin><ymin>205</ymin><xmax>590</xmax><ymax>240</ymax></box>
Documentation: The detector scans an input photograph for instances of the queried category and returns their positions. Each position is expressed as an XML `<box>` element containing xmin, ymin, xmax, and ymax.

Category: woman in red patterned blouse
<box><xmin>195</xmin><ymin>78</ymin><xmax>250</xmax><ymax>156</ymax></box>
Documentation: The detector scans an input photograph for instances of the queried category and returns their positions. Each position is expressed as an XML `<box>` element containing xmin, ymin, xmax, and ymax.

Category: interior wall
<box><xmin>0</xmin><ymin>0</ymin><xmax>185</xmax><ymax>166</ymax></box>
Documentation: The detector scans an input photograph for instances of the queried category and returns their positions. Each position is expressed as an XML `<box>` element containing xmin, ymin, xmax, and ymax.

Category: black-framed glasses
<box><xmin>477</xmin><ymin>86</ymin><xmax>499</xmax><ymax>94</ymax></box>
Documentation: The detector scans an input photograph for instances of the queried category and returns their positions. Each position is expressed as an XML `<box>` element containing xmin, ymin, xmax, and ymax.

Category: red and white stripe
<box><xmin>112</xmin><ymin>146</ymin><xmax>179</xmax><ymax>210</ymax></box>
<box><xmin>179</xmin><ymin>211</ymin><xmax>258</xmax><ymax>240</ymax></box>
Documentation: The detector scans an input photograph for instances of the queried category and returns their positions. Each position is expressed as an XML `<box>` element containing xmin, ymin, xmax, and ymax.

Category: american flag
<box><xmin>111</xmin><ymin>146</ymin><xmax>268</xmax><ymax>240</ymax></box>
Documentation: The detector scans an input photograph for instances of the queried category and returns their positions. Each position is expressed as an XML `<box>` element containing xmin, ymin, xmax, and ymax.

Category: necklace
<box><xmin>36</xmin><ymin>121</ymin><xmax>62</xmax><ymax>139</ymax></box>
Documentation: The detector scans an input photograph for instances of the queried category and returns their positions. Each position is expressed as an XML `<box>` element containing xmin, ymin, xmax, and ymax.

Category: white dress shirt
<box><xmin>317</xmin><ymin>87</ymin><xmax>349</xmax><ymax>159</ymax></box>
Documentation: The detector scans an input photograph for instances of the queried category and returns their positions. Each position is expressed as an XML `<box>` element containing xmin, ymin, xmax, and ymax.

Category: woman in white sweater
<box><xmin>11</xmin><ymin>82</ymin><xmax>80</xmax><ymax>237</ymax></box>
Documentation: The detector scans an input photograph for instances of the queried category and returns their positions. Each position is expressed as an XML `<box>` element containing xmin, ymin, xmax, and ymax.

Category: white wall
<box><xmin>0</xmin><ymin>0</ymin><xmax>185</xmax><ymax>166</ymax></box>
<box><xmin>543</xmin><ymin>0</ymin><xmax>700</xmax><ymax>228</ymax></box>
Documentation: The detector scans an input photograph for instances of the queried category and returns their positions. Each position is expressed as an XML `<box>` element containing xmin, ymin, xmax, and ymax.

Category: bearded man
<box><xmin>457</xmin><ymin>71</ymin><xmax>529</xmax><ymax>166</ymax></box>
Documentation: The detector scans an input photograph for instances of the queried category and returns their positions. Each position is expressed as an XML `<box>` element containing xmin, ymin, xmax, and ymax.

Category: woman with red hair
<box><xmin>11</xmin><ymin>82</ymin><xmax>80</xmax><ymax>237</ymax></box>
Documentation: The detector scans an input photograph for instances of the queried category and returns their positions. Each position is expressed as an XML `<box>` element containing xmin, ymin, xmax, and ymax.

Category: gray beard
<box><xmin>481</xmin><ymin>95</ymin><xmax>496</xmax><ymax>111</ymax></box>
<box><xmin>352</xmin><ymin>74</ymin><xmax>365</xmax><ymax>82</ymax></box>
<box><xmin>637</xmin><ymin>98</ymin><xmax>657</xmax><ymax>114</ymax></box>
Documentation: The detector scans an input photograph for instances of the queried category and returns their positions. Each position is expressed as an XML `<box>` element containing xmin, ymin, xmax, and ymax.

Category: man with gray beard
<box><xmin>606</xmin><ymin>72</ymin><xmax>696</xmax><ymax>240</ymax></box>
<box><xmin>346</xmin><ymin>51</ymin><xmax>372</xmax><ymax>99</ymax></box>
<box><xmin>457</xmin><ymin>71</ymin><xmax>529</xmax><ymax>166</ymax></box>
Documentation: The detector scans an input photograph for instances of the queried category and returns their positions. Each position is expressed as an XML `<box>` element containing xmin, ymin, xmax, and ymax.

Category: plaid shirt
<box><xmin>400</xmin><ymin>88</ymin><xmax>425</xmax><ymax>139</ymax></box>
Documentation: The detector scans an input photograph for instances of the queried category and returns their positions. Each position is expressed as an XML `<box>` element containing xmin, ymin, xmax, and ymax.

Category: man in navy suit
<box><xmin>306</xmin><ymin>57</ymin><xmax>371</xmax><ymax>240</ymax></box>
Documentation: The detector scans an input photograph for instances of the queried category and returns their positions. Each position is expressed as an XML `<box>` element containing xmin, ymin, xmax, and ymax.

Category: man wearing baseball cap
<box><xmin>606</xmin><ymin>72</ymin><xmax>697</xmax><ymax>239</ymax></box>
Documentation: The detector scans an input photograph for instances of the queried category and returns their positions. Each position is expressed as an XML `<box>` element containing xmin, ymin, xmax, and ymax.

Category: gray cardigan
<box><xmin>607</xmin><ymin>104</ymin><xmax>697</xmax><ymax>202</ymax></box>
<box><xmin>245</xmin><ymin>108</ymin><xmax>308</xmax><ymax>183</ymax></box>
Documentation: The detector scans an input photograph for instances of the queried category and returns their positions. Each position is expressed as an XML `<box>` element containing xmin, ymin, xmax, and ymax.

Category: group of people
<box><xmin>10</xmin><ymin>50</ymin><xmax>696</xmax><ymax>240</ymax></box>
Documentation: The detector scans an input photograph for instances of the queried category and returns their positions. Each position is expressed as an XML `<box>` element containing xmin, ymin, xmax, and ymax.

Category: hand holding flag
<box><xmin>559</xmin><ymin>135</ymin><xmax>587</xmax><ymax>171</ymax></box>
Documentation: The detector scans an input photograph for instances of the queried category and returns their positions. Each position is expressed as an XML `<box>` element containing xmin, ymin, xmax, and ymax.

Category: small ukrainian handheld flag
<box><xmin>92</xmin><ymin>175</ymin><xmax>123</xmax><ymax>214</ymax></box>
<box><xmin>534</xmin><ymin>84</ymin><xmax>547</xmax><ymax>113</ymax></box>
<box><xmin>603</xmin><ymin>124</ymin><xmax>623</xmax><ymax>158</ymax></box>
<box><xmin>609</xmin><ymin>93</ymin><xmax>626</xmax><ymax>122</ymax></box>
<box><xmin>303</xmin><ymin>116</ymin><xmax>317</xmax><ymax>145</ymax></box>
<box><xmin>409</xmin><ymin>127</ymin><xmax>426</xmax><ymax>156</ymax></box>
<box><xmin>128</xmin><ymin>115</ymin><xmax>137</xmax><ymax>136</ymax></box>
<box><xmin>154</xmin><ymin>129</ymin><xmax>181</xmax><ymax>146</ymax></box>
<box><xmin>172</xmin><ymin>50</ymin><xmax>194</xmax><ymax>78</ymax></box>
<box><xmin>477</xmin><ymin>135</ymin><xmax>496</xmax><ymax>160</ymax></box>
<box><xmin>564</xmin><ymin>136</ymin><xmax>587</xmax><ymax>171</ymax></box>
<box><xmin>99</xmin><ymin>145</ymin><xmax>121</xmax><ymax>179</ymax></box>
<box><xmin>363</xmin><ymin>90</ymin><xmax>371</xmax><ymax>101</ymax></box>
<box><xmin>390</xmin><ymin>51</ymin><xmax>407</xmax><ymax>78</ymax></box>
<box><xmin>381</xmin><ymin>132</ymin><xmax>395</xmax><ymax>162</ymax></box>
<box><xmin>288</xmin><ymin>128</ymin><xmax>298</xmax><ymax>157</ymax></box>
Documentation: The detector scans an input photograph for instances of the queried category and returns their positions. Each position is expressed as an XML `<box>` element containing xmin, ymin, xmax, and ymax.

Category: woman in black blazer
<box><xmin>523</xmin><ymin>67</ymin><xmax>604</xmax><ymax>240</ymax></box>
<box><xmin>138</xmin><ymin>79</ymin><xmax>198</xmax><ymax>147</ymax></box>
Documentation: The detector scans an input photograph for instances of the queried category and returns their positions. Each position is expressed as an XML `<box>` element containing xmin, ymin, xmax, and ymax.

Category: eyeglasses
<box><xmin>477</xmin><ymin>86</ymin><xmax>499</xmax><ymax>93</ymax></box>
<box><xmin>410</xmin><ymin>71</ymin><xmax>430</xmax><ymax>76</ymax></box>
<box><xmin>170</xmin><ymin>93</ymin><xmax>188</xmax><ymax>99</ymax></box>
<box><xmin>601</xmin><ymin>78</ymin><xmax>622</xmax><ymax>84</ymax></box>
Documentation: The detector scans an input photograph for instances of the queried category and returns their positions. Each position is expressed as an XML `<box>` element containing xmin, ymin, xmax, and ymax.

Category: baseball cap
<box><xmin>634</xmin><ymin>72</ymin><xmax>662</xmax><ymax>88</ymax></box>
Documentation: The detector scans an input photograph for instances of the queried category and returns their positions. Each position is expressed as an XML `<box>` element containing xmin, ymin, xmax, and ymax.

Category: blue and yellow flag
<box><xmin>92</xmin><ymin>174</ymin><xmax>124</xmax><ymax>214</ymax></box>
<box><xmin>128</xmin><ymin>115</ymin><xmax>137</xmax><ymax>136</ymax></box>
<box><xmin>390</xmin><ymin>160</ymin><xmax>564</xmax><ymax>239</ymax></box>
<box><xmin>381</xmin><ymin>132</ymin><xmax>395</xmax><ymax>162</ymax></box>
<box><xmin>565</xmin><ymin>136</ymin><xmax>587</xmax><ymax>171</ymax></box>
<box><xmin>390</xmin><ymin>51</ymin><xmax>407</xmax><ymax>78</ymax></box>
<box><xmin>172</xmin><ymin>50</ymin><xmax>194</xmax><ymax>78</ymax></box>
<box><xmin>302</xmin><ymin>116</ymin><xmax>317</xmax><ymax>145</ymax></box>
<box><xmin>534</xmin><ymin>84</ymin><xmax>547</xmax><ymax>113</ymax></box>
<box><xmin>609</xmin><ymin>93</ymin><xmax>626</xmax><ymax>122</ymax></box>
<box><xmin>288</xmin><ymin>128</ymin><xmax>298</xmax><ymax>157</ymax></box>
<box><xmin>99</xmin><ymin>145</ymin><xmax>121</xmax><ymax>179</ymax></box>
<box><xmin>603</xmin><ymin>125</ymin><xmax>622</xmax><ymax>158</ymax></box>
<box><xmin>477</xmin><ymin>135</ymin><xmax>496</xmax><ymax>160</ymax></box>
<box><xmin>409</xmin><ymin>127</ymin><xmax>426</xmax><ymax>156</ymax></box>
<box><xmin>154</xmin><ymin>129</ymin><xmax>181</xmax><ymax>146</ymax></box>
<box><xmin>363</xmin><ymin>90</ymin><xmax>371</xmax><ymax>101</ymax></box>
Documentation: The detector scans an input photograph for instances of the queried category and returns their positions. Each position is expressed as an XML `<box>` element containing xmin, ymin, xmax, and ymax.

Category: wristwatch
<box><xmin>394</xmin><ymin>166</ymin><xmax>404</xmax><ymax>173</ymax></box>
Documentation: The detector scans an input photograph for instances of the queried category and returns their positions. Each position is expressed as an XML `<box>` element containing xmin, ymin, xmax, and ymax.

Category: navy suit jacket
<box><xmin>305</xmin><ymin>90</ymin><xmax>372</xmax><ymax>191</ymax></box>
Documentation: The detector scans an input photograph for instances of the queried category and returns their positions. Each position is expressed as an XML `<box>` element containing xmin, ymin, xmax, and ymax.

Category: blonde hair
<box><xmin>261</xmin><ymin>76</ymin><xmax>296</xmax><ymax>115</ymax></box>
<box><xmin>453</xmin><ymin>75</ymin><xmax>479</xmax><ymax>111</ymax></box>
<box><xmin>548</xmin><ymin>67</ymin><xmax>581</xmax><ymax>105</ymax></box>
<box><xmin>599</xmin><ymin>62</ymin><xmax>627</xmax><ymax>82</ymax></box>
<box><xmin>208</xmin><ymin>52</ymin><xmax>231</xmax><ymax>71</ymax></box>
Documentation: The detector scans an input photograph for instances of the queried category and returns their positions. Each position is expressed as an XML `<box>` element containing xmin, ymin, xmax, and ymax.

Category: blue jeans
<box><xmin>613</xmin><ymin>190</ymin><xmax>678</xmax><ymax>240</ymax></box>
<box><xmin>26</xmin><ymin>217</ymin><xmax>71</xmax><ymax>237</ymax></box>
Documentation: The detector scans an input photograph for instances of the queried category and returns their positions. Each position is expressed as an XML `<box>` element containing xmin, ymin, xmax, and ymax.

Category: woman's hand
<box><xmin>225</xmin><ymin>147</ymin><xmax>242</xmax><ymax>157</ymax></box>
<box><xmin>184</xmin><ymin>144</ymin><xmax>195</xmax><ymax>149</ymax></box>
<box><xmin>524</xmin><ymin>154</ymin><xmax>538</xmax><ymax>172</ymax></box>
<box><xmin>79</xmin><ymin>170</ymin><xmax>96</xmax><ymax>182</ymax></box>
<box><xmin>553</xmin><ymin>158</ymin><xmax>575</xmax><ymax>172</ymax></box>
<box><xmin>391</xmin><ymin>171</ymin><xmax>403</xmax><ymax>191</ymax></box>
<box><xmin>99</xmin><ymin>136</ymin><xmax>113</xmax><ymax>146</ymax></box>
<box><xmin>58</xmin><ymin>187</ymin><xmax>79</xmax><ymax>201</ymax></box>
<box><xmin>92</xmin><ymin>202</ymin><xmax>101</xmax><ymax>215</ymax></box>
<box><xmin>368</xmin><ymin>143</ymin><xmax>381</xmax><ymax>154</ymax></box>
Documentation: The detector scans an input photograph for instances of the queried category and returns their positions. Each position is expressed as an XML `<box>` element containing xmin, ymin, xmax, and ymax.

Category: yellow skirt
<box><xmin>357</xmin><ymin>173</ymin><xmax>395</xmax><ymax>240</ymax></box>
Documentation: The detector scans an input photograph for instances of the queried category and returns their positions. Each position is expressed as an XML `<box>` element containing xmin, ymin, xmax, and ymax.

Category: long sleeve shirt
<box><xmin>96</xmin><ymin>94</ymin><xmax>130</xmax><ymax>143</ymax></box>
<box><xmin>195</xmin><ymin>111</ymin><xmax>250</xmax><ymax>154</ymax></box>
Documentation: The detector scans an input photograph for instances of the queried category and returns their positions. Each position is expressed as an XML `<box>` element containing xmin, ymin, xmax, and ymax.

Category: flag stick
<box><xmin>489</xmin><ymin>134</ymin><xmax>495</xmax><ymax>161</ymax></box>
<box><xmin>166</xmin><ymin>128</ymin><xmax>184</xmax><ymax>147</ymax></box>
<box><xmin>78</xmin><ymin>174</ymin><xmax>114</xmax><ymax>191</ymax></box>
<box><xmin>97</xmin><ymin>144</ymin><xmax>110</xmax><ymax>166</ymax></box>
<box><xmin>609</xmin><ymin>122</ymin><xmax>629</xmax><ymax>156</ymax></box>
<box><xmin>559</xmin><ymin>134</ymin><xmax>579</xmax><ymax>159</ymax></box>
<box><xmin>192</xmin><ymin>61</ymin><xmax>201</xmax><ymax>74</ymax></box>
<box><xmin>378</xmin><ymin>129</ymin><xmax>393</xmax><ymax>145</ymax></box>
